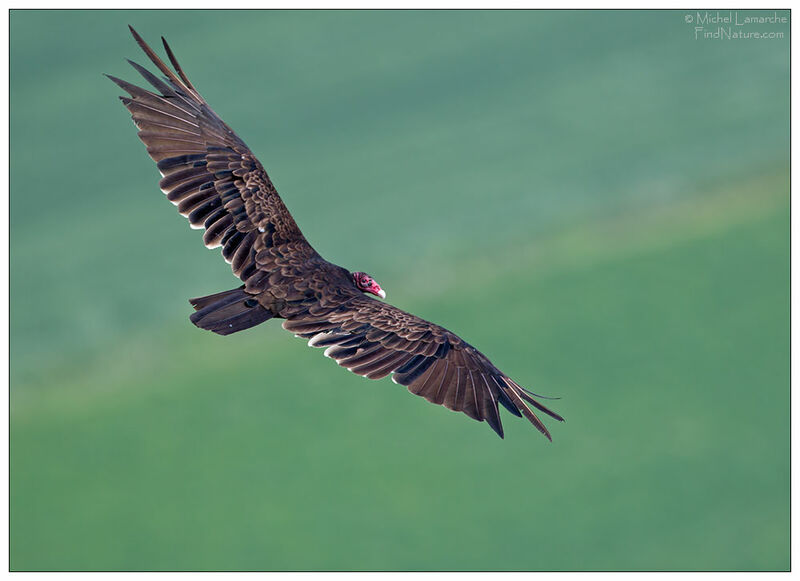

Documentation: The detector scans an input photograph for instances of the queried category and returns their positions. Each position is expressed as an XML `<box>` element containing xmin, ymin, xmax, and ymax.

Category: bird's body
<box><xmin>109</xmin><ymin>26</ymin><xmax>563</xmax><ymax>439</ymax></box>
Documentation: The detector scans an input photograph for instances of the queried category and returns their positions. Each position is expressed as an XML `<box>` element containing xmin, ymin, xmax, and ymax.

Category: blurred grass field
<box><xmin>10</xmin><ymin>10</ymin><xmax>789</xmax><ymax>571</ymax></box>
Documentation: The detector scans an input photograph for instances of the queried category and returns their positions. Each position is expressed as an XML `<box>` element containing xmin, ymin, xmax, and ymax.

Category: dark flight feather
<box><xmin>110</xmin><ymin>27</ymin><xmax>563</xmax><ymax>440</ymax></box>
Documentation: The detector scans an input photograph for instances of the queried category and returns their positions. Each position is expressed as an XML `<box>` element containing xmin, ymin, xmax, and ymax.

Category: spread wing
<box><xmin>109</xmin><ymin>27</ymin><xmax>562</xmax><ymax>440</ymax></box>
<box><xmin>282</xmin><ymin>294</ymin><xmax>564</xmax><ymax>439</ymax></box>
<box><xmin>107</xmin><ymin>27</ymin><xmax>318</xmax><ymax>282</ymax></box>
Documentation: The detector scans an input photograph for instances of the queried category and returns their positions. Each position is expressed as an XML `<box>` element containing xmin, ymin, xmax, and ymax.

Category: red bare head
<box><xmin>352</xmin><ymin>271</ymin><xmax>386</xmax><ymax>299</ymax></box>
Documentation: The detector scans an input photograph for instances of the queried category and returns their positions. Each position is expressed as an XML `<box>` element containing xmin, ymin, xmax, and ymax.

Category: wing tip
<box><xmin>128</xmin><ymin>24</ymin><xmax>147</xmax><ymax>48</ymax></box>
<box><xmin>488</xmin><ymin>421</ymin><xmax>505</xmax><ymax>439</ymax></box>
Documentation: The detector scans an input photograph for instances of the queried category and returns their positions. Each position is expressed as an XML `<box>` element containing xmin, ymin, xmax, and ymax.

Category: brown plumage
<box><xmin>108</xmin><ymin>26</ymin><xmax>564</xmax><ymax>439</ymax></box>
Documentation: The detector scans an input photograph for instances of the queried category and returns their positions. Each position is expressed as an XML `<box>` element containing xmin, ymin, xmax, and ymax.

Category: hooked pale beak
<box><xmin>367</xmin><ymin>282</ymin><xmax>386</xmax><ymax>300</ymax></box>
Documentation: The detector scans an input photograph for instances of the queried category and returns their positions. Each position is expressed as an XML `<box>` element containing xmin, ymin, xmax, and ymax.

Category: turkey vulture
<box><xmin>108</xmin><ymin>26</ymin><xmax>564</xmax><ymax>440</ymax></box>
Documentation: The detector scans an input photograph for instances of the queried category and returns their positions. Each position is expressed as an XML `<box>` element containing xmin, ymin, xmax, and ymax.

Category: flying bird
<box><xmin>108</xmin><ymin>26</ymin><xmax>564</xmax><ymax>439</ymax></box>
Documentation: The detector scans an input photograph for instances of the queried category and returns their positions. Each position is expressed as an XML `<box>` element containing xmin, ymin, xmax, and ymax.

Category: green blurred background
<box><xmin>10</xmin><ymin>9</ymin><xmax>789</xmax><ymax>571</ymax></box>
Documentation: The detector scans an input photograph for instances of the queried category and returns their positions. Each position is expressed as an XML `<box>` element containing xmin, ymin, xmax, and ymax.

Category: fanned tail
<box><xmin>189</xmin><ymin>287</ymin><xmax>273</xmax><ymax>336</ymax></box>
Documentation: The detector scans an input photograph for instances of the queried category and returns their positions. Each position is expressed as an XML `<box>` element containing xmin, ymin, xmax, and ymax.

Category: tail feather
<box><xmin>189</xmin><ymin>287</ymin><xmax>273</xmax><ymax>336</ymax></box>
